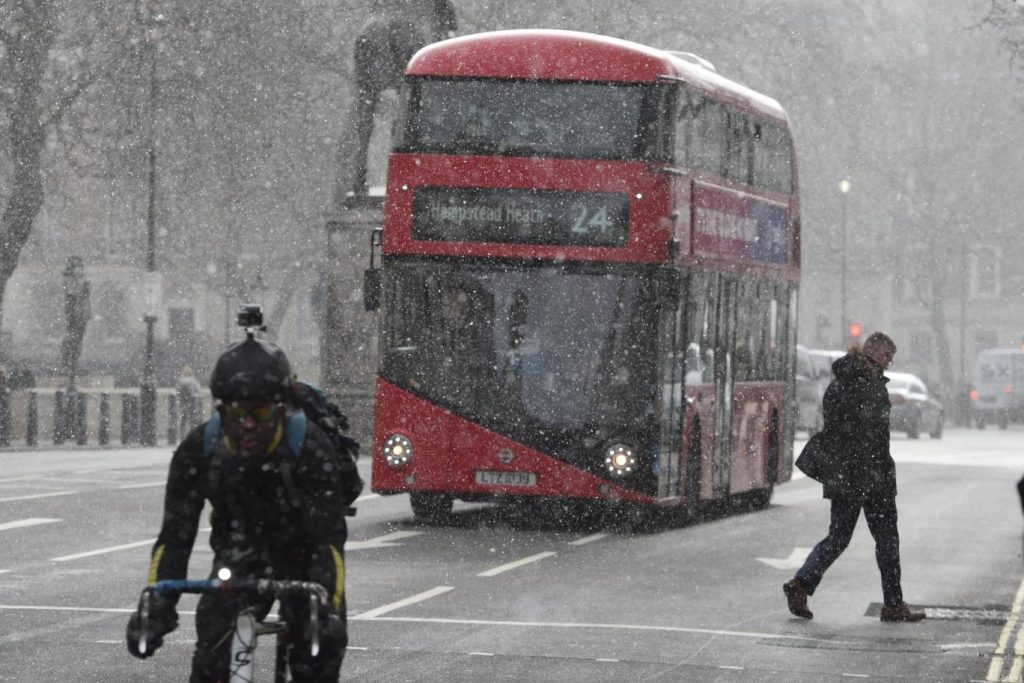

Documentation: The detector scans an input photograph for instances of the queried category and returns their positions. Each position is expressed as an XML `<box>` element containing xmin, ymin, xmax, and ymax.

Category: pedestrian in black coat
<box><xmin>784</xmin><ymin>332</ymin><xmax>925</xmax><ymax>623</ymax></box>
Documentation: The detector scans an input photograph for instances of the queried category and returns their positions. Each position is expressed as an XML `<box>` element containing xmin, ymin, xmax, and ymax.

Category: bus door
<box><xmin>656</xmin><ymin>271</ymin><xmax>684</xmax><ymax>500</ymax></box>
<box><xmin>711</xmin><ymin>276</ymin><xmax>738</xmax><ymax>499</ymax></box>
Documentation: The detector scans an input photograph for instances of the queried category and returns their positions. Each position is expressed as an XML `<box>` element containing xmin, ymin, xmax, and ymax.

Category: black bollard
<box><xmin>121</xmin><ymin>394</ymin><xmax>133</xmax><ymax>445</ymax></box>
<box><xmin>53</xmin><ymin>391</ymin><xmax>65</xmax><ymax>445</ymax></box>
<box><xmin>76</xmin><ymin>392</ymin><xmax>87</xmax><ymax>446</ymax></box>
<box><xmin>26</xmin><ymin>392</ymin><xmax>38</xmax><ymax>447</ymax></box>
<box><xmin>167</xmin><ymin>394</ymin><xmax>178</xmax><ymax>445</ymax></box>
<box><xmin>98</xmin><ymin>393</ymin><xmax>110</xmax><ymax>446</ymax></box>
<box><xmin>0</xmin><ymin>388</ymin><xmax>10</xmax><ymax>447</ymax></box>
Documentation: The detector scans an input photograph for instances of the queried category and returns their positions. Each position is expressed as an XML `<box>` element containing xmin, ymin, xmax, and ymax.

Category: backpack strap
<box><xmin>286</xmin><ymin>411</ymin><xmax>307</xmax><ymax>456</ymax></box>
<box><xmin>203</xmin><ymin>413</ymin><xmax>222</xmax><ymax>456</ymax></box>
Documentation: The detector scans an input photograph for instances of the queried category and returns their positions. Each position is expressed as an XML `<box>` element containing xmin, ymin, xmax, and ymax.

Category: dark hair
<box><xmin>209</xmin><ymin>338</ymin><xmax>292</xmax><ymax>403</ymax></box>
<box><xmin>863</xmin><ymin>332</ymin><xmax>897</xmax><ymax>357</ymax></box>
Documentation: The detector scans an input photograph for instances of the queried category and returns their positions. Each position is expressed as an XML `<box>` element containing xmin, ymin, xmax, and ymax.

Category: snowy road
<box><xmin>0</xmin><ymin>427</ymin><xmax>1022</xmax><ymax>681</ymax></box>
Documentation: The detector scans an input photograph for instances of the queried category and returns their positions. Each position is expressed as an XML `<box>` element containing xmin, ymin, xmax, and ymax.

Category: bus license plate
<box><xmin>475</xmin><ymin>470</ymin><xmax>537</xmax><ymax>487</ymax></box>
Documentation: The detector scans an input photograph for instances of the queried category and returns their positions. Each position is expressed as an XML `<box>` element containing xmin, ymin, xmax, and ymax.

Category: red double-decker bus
<box><xmin>367</xmin><ymin>29</ymin><xmax>800</xmax><ymax>524</ymax></box>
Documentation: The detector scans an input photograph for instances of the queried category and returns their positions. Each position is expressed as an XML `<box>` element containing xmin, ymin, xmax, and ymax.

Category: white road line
<box><xmin>0</xmin><ymin>518</ymin><xmax>60</xmax><ymax>532</ymax></box>
<box><xmin>0</xmin><ymin>570</ymin><xmax>10</xmax><ymax>575</ymax></box>
<box><xmin>988</xmin><ymin>575</ymin><xmax>1024</xmax><ymax>682</ymax></box>
<box><xmin>118</xmin><ymin>482</ymin><xmax>166</xmax><ymax>490</ymax></box>
<box><xmin>352</xmin><ymin>586</ymin><xmax>454</xmax><ymax>620</ymax></box>
<box><xmin>477</xmin><ymin>551</ymin><xmax>556</xmax><ymax>577</ymax></box>
<box><xmin>51</xmin><ymin>539</ymin><xmax>154</xmax><ymax>562</ymax></box>
<box><xmin>362</xmin><ymin>615</ymin><xmax>858</xmax><ymax>646</ymax></box>
<box><xmin>568</xmin><ymin>533</ymin><xmax>608</xmax><ymax>546</ymax></box>
<box><xmin>596</xmin><ymin>658</ymin><xmax>619</xmax><ymax>662</ymax></box>
<box><xmin>347</xmin><ymin>531</ymin><xmax>423</xmax><ymax>551</ymax></box>
<box><xmin>467</xmin><ymin>652</ymin><xmax>493</xmax><ymax>656</ymax></box>
<box><xmin>356</xmin><ymin>493</ymin><xmax>381</xmax><ymax>501</ymax></box>
<box><xmin>0</xmin><ymin>604</ymin><xmax>196</xmax><ymax>616</ymax></box>
<box><xmin>0</xmin><ymin>491</ymin><xmax>77</xmax><ymax>503</ymax></box>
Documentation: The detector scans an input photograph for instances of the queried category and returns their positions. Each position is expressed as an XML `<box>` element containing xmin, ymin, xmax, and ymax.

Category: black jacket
<box><xmin>146</xmin><ymin>416</ymin><xmax>363</xmax><ymax>610</ymax></box>
<box><xmin>820</xmin><ymin>351</ymin><xmax>897</xmax><ymax>500</ymax></box>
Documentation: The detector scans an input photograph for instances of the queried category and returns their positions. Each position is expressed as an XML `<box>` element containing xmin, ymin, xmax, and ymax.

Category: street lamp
<box><xmin>139</xmin><ymin>11</ymin><xmax>166</xmax><ymax>446</ymax></box>
<box><xmin>838</xmin><ymin>178</ymin><xmax>851</xmax><ymax>347</ymax></box>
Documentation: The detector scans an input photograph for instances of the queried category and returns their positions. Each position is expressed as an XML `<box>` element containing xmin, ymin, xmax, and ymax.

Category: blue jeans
<box><xmin>794</xmin><ymin>496</ymin><xmax>903</xmax><ymax>607</ymax></box>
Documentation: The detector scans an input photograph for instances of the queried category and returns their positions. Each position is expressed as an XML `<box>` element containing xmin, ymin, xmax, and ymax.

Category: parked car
<box><xmin>796</xmin><ymin>347</ymin><xmax>839</xmax><ymax>435</ymax></box>
<box><xmin>885</xmin><ymin>371</ymin><xmax>943</xmax><ymax>439</ymax></box>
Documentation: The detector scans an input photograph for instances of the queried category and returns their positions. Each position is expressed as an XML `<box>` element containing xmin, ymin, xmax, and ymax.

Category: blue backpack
<box><xmin>202</xmin><ymin>381</ymin><xmax>358</xmax><ymax>460</ymax></box>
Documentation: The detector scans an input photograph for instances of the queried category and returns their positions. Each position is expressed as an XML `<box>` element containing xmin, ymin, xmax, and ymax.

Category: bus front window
<box><xmin>400</xmin><ymin>77</ymin><xmax>667</xmax><ymax>161</ymax></box>
<box><xmin>382</xmin><ymin>265</ymin><xmax>659</xmax><ymax>447</ymax></box>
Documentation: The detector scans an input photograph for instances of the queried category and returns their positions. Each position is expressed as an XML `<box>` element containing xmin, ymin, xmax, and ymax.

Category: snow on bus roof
<box><xmin>408</xmin><ymin>29</ymin><xmax>787</xmax><ymax>123</ymax></box>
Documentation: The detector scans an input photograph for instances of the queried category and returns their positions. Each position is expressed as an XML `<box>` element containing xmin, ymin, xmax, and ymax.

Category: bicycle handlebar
<box><xmin>137</xmin><ymin>578</ymin><xmax>330</xmax><ymax>657</ymax></box>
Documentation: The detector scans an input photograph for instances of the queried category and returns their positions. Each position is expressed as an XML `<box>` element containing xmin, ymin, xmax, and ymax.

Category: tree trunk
<box><xmin>0</xmin><ymin>2</ymin><xmax>55</xmax><ymax>327</ymax></box>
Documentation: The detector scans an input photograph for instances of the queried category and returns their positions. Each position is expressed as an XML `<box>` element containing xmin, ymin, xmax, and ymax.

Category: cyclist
<box><xmin>126</xmin><ymin>336</ymin><xmax>363</xmax><ymax>682</ymax></box>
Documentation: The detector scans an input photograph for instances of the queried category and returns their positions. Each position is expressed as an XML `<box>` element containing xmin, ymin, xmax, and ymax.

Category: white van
<box><xmin>973</xmin><ymin>348</ymin><xmax>1024</xmax><ymax>429</ymax></box>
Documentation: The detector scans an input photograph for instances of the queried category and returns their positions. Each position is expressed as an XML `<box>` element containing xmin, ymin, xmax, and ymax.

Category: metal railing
<box><xmin>0</xmin><ymin>388</ymin><xmax>212</xmax><ymax>448</ymax></box>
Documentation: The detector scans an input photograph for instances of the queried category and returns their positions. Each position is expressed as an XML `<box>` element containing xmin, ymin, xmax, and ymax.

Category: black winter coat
<box><xmin>146</xmin><ymin>417</ymin><xmax>363</xmax><ymax>611</ymax></box>
<box><xmin>820</xmin><ymin>351</ymin><xmax>897</xmax><ymax>500</ymax></box>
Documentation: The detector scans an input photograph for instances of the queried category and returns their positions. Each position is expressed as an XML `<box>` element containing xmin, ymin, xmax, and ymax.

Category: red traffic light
<box><xmin>848</xmin><ymin>323</ymin><xmax>863</xmax><ymax>339</ymax></box>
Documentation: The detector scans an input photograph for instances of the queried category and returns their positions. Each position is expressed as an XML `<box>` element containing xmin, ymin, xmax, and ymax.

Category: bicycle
<box><xmin>135</xmin><ymin>575</ymin><xmax>329</xmax><ymax>683</ymax></box>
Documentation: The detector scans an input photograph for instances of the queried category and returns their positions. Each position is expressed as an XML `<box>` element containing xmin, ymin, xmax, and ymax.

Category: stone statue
<box><xmin>339</xmin><ymin>0</ymin><xmax>457</xmax><ymax>198</ymax></box>
<box><xmin>60</xmin><ymin>255</ymin><xmax>91</xmax><ymax>385</ymax></box>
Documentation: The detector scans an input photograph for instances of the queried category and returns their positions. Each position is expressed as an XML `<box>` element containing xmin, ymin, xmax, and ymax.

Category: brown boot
<box><xmin>783</xmin><ymin>579</ymin><xmax>813</xmax><ymax>620</ymax></box>
<box><xmin>880</xmin><ymin>603</ymin><xmax>925</xmax><ymax>622</ymax></box>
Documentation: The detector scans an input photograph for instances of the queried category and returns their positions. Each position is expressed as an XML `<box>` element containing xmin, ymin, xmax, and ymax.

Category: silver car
<box><xmin>885</xmin><ymin>371</ymin><xmax>944</xmax><ymax>439</ymax></box>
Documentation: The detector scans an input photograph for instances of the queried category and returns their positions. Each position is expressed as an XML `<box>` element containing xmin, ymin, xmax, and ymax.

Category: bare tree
<box><xmin>0</xmin><ymin>1</ymin><xmax>129</xmax><ymax>323</ymax></box>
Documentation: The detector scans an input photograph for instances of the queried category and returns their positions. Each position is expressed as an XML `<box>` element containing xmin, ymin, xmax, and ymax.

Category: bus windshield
<box><xmin>381</xmin><ymin>263</ymin><xmax>659</xmax><ymax>445</ymax></box>
<box><xmin>397</xmin><ymin>77</ymin><xmax>667</xmax><ymax>161</ymax></box>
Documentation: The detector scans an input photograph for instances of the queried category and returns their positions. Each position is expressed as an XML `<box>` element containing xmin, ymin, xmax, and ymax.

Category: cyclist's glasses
<box><xmin>222</xmin><ymin>404</ymin><xmax>278</xmax><ymax>423</ymax></box>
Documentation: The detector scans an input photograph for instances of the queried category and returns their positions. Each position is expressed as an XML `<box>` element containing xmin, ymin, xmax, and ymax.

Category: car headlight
<box><xmin>383</xmin><ymin>434</ymin><xmax>413</xmax><ymax>468</ymax></box>
<box><xmin>604</xmin><ymin>443</ymin><xmax>636</xmax><ymax>477</ymax></box>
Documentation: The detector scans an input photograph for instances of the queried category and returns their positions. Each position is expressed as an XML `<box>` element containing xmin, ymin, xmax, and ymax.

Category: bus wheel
<box><xmin>748</xmin><ymin>487</ymin><xmax>773</xmax><ymax>510</ymax></box>
<box><xmin>607</xmin><ymin>503</ymin><xmax>657</xmax><ymax>534</ymax></box>
<box><xmin>410</xmin><ymin>492</ymin><xmax>453</xmax><ymax>522</ymax></box>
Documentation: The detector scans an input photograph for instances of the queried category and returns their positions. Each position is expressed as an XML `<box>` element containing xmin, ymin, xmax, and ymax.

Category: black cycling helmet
<box><xmin>209</xmin><ymin>338</ymin><xmax>292</xmax><ymax>403</ymax></box>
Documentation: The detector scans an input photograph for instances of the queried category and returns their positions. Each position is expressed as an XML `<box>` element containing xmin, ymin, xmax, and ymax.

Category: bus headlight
<box><xmin>383</xmin><ymin>434</ymin><xmax>413</xmax><ymax>468</ymax></box>
<box><xmin>604</xmin><ymin>444</ymin><xmax>636</xmax><ymax>477</ymax></box>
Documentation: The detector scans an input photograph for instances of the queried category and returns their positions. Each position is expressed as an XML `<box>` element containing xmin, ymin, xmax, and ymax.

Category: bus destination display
<box><xmin>412</xmin><ymin>187</ymin><xmax>629</xmax><ymax>247</ymax></box>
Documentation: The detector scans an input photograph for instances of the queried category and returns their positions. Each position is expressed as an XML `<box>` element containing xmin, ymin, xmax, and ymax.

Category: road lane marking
<box><xmin>468</xmin><ymin>652</ymin><xmax>493</xmax><ymax>656</ymax></box>
<box><xmin>477</xmin><ymin>551</ymin><xmax>556</xmax><ymax>577</ymax></box>
<box><xmin>51</xmin><ymin>539</ymin><xmax>155</xmax><ymax>562</ymax></box>
<box><xmin>353</xmin><ymin>586</ymin><xmax>453</xmax><ymax>620</ymax></box>
<box><xmin>347</xmin><ymin>530</ymin><xmax>423</xmax><ymax>551</ymax></box>
<box><xmin>360</xmin><ymin>615</ymin><xmax>858</xmax><ymax>646</ymax></box>
<box><xmin>118</xmin><ymin>482</ymin><xmax>166</xmax><ymax>490</ymax></box>
<box><xmin>0</xmin><ymin>604</ymin><xmax>196</xmax><ymax>615</ymax></box>
<box><xmin>0</xmin><ymin>518</ymin><xmax>60</xmax><ymax>532</ymax></box>
<box><xmin>356</xmin><ymin>493</ymin><xmax>381</xmax><ymax>501</ymax></box>
<box><xmin>756</xmin><ymin>547</ymin><xmax>811</xmax><ymax>570</ymax></box>
<box><xmin>988</xmin><ymin>574</ymin><xmax>1024</xmax><ymax>682</ymax></box>
<box><xmin>568</xmin><ymin>533</ymin><xmax>608</xmax><ymax>546</ymax></box>
<box><xmin>0</xmin><ymin>491</ymin><xmax>77</xmax><ymax>503</ymax></box>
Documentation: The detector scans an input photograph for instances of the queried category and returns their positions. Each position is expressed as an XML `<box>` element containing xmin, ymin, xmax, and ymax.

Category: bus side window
<box><xmin>687</xmin><ymin>97</ymin><xmax>725</xmax><ymax>176</ymax></box>
<box><xmin>724</xmin><ymin>111</ymin><xmax>752</xmax><ymax>186</ymax></box>
<box><xmin>756</xmin><ymin>124</ymin><xmax>793</xmax><ymax>194</ymax></box>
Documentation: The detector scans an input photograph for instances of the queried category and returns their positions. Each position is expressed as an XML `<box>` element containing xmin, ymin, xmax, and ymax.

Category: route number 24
<box><xmin>571</xmin><ymin>204</ymin><xmax>615</xmax><ymax>236</ymax></box>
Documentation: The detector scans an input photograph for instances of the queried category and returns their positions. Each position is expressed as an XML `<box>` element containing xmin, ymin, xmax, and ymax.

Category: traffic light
<box><xmin>848</xmin><ymin>322</ymin><xmax>863</xmax><ymax>340</ymax></box>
